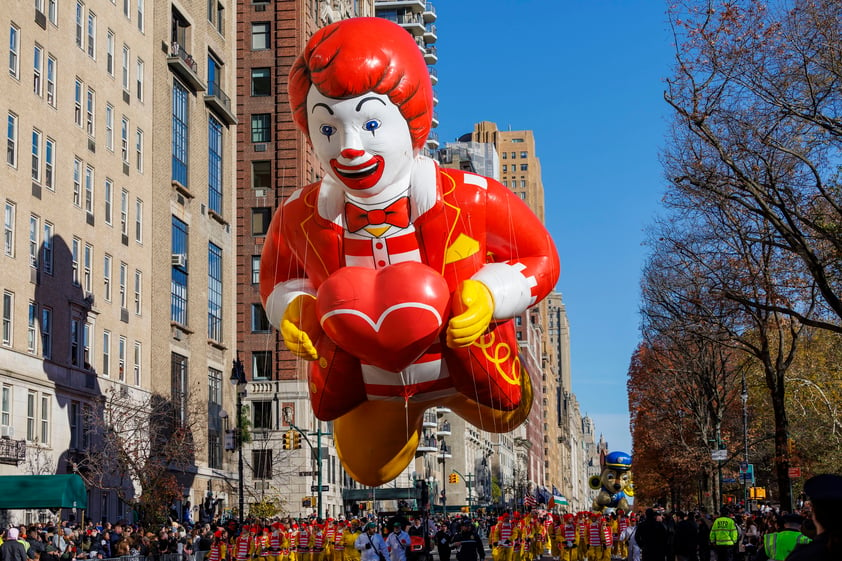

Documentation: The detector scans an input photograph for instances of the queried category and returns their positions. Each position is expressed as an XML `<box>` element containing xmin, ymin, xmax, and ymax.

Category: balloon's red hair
<box><xmin>289</xmin><ymin>17</ymin><xmax>433</xmax><ymax>150</ymax></box>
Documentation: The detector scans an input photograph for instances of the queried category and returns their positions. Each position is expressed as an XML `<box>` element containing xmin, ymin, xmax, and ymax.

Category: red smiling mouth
<box><xmin>330</xmin><ymin>155</ymin><xmax>385</xmax><ymax>191</ymax></box>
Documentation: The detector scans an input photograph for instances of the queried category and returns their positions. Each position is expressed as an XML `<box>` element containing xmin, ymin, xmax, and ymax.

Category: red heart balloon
<box><xmin>316</xmin><ymin>262</ymin><xmax>451</xmax><ymax>372</ymax></box>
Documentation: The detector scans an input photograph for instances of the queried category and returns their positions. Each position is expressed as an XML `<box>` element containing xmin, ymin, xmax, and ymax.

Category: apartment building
<box><xmin>1</xmin><ymin>0</ymin><xmax>238</xmax><ymax>524</ymax></box>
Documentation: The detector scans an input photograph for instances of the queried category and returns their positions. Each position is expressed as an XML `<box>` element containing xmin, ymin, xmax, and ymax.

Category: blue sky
<box><xmin>433</xmin><ymin>1</ymin><xmax>676</xmax><ymax>454</ymax></box>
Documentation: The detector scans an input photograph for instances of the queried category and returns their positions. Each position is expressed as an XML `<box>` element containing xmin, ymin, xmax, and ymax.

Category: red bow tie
<box><xmin>344</xmin><ymin>197</ymin><xmax>411</xmax><ymax>233</ymax></box>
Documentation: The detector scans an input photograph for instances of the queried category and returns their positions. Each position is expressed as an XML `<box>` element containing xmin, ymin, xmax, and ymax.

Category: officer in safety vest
<box><xmin>709</xmin><ymin>507</ymin><xmax>738</xmax><ymax>561</ymax></box>
<box><xmin>759</xmin><ymin>514</ymin><xmax>810</xmax><ymax>561</ymax></box>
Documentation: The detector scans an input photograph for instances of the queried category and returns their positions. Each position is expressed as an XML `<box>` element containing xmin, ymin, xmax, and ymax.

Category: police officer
<box><xmin>708</xmin><ymin>507</ymin><xmax>738</xmax><ymax>561</ymax></box>
<box><xmin>756</xmin><ymin>514</ymin><xmax>810</xmax><ymax>561</ymax></box>
<box><xmin>451</xmin><ymin>520</ymin><xmax>485</xmax><ymax>561</ymax></box>
<box><xmin>788</xmin><ymin>473</ymin><xmax>842</xmax><ymax>561</ymax></box>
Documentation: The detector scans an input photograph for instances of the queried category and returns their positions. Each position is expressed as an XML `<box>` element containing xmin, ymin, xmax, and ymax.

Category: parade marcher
<box><xmin>355</xmin><ymin>523</ymin><xmax>387</xmax><ymax>561</ymax></box>
<box><xmin>490</xmin><ymin>513</ymin><xmax>514</xmax><ymax>561</ymax></box>
<box><xmin>615</xmin><ymin>511</ymin><xmax>629</xmax><ymax>560</ymax></box>
<box><xmin>788</xmin><ymin>473</ymin><xmax>842</xmax><ymax>561</ymax></box>
<box><xmin>451</xmin><ymin>520</ymin><xmax>485</xmax><ymax>561</ymax></box>
<box><xmin>708</xmin><ymin>509</ymin><xmax>738</xmax><ymax>561</ymax></box>
<box><xmin>343</xmin><ymin>521</ymin><xmax>361</xmax><ymax>561</ymax></box>
<box><xmin>386</xmin><ymin>522</ymin><xmax>410</xmax><ymax>561</ymax></box>
<box><xmin>635</xmin><ymin>509</ymin><xmax>669</xmax><ymax>561</ymax></box>
<box><xmin>559</xmin><ymin>515</ymin><xmax>577</xmax><ymax>561</ymax></box>
<box><xmin>333</xmin><ymin>522</ymin><xmax>346</xmax><ymax>561</ymax></box>
<box><xmin>313</xmin><ymin>522</ymin><xmax>329</xmax><ymax>561</ymax></box>
<box><xmin>575</xmin><ymin>513</ymin><xmax>588</xmax><ymax>561</ymax></box>
<box><xmin>435</xmin><ymin>523</ymin><xmax>453</xmax><ymax>561</ymax></box>
<box><xmin>755</xmin><ymin>514</ymin><xmax>810</xmax><ymax>561</ymax></box>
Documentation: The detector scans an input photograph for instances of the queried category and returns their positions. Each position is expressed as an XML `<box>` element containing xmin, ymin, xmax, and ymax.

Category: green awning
<box><xmin>0</xmin><ymin>475</ymin><xmax>88</xmax><ymax>509</ymax></box>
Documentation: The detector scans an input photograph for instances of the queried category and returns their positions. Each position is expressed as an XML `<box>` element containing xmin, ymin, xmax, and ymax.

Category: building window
<box><xmin>133</xmin><ymin>269</ymin><xmax>141</xmax><ymax>315</ymax></box>
<box><xmin>103</xmin><ymin>254</ymin><xmax>112</xmax><ymax>301</ymax></box>
<box><xmin>69</xmin><ymin>401</ymin><xmax>80</xmax><ymax>449</ymax></box>
<box><xmin>252</xmin><ymin>161</ymin><xmax>270</xmax><ymax>190</ymax></box>
<box><xmin>71</xmin><ymin>238</ymin><xmax>80</xmax><ymax>285</ymax></box>
<box><xmin>3</xmin><ymin>202</ymin><xmax>13</xmax><ymax>257</ymax></box>
<box><xmin>251</xmin><ymin>255</ymin><xmax>260</xmax><ymax>284</ymax></box>
<box><xmin>26</xmin><ymin>391</ymin><xmax>36</xmax><ymax>441</ymax></box>
<box><xmin>215</xmin><ymin>2</ymin><xmax>224</xmax><ymax>35</ymax></box>
<box><xmin>106</xmin><ymin>30</ymin><xmax>114</xmax><ymax>75</ymax></box>
<box><xmin>27</xmin><ymin>301</ymin><xmax>36</xmax><ymax>353</ymax></box>
<box><xmin>251</xmin><ymin>68</ymin><xmax>270</xmax><ymax>96</ymax></box>
<box><xmin>86</xmin><ymin>10</ymin><xmax>96</xmax><ymax>58</ymax></box>
<box><xmin>42</xmin><ymin>222</ymin><xmax>53</xmax><ymax>274</ymax></box>
<box><xmin>104</xmin><ymin>178</ymin><xmax>113</xmax><ymax>225</ymax></box>
<box><xmin>208</xmin><ymin>243</ymin><xmax>222</xmax><ymax>342</ymax></box>
<box><xmin>123</xmin><ymin>0</ymin><xmax>131</xmax><ymax>19</ymax></box>
<box><xmin>133</xmin><ymin>341</ymin><xmax>141</xmax><ymax>385</ymax></box>
<box><xmin>72</xmin><ymin>158</ymin><xmax>82</xmax><ymax>206</ymax></box>
<box><xmin>251</xmin><ymin>208</ymin><xmax>271</xmax><ymax>236</ymax></box>
<box><xmin>75</xmin><ymin>1</ymin><xmax>85</xmax><ymax>50</ymax></box>
<box><xmin>171</xmin><ymin>217</ymin><xmax>188</xmax><ymax>325</ymax></box>
<box><xmin>1</xmin><ymin>386</ymin><xmax>10</xmax><ymax>429</ymax></box>
<box><xmin>74</xmin><ymin>79</ymin><xmax>83</xmax><ymax>126</ymax></box>
<box><xmin>252</xmin><ymin>450</ymin><xmax>272</xmax><ymax>480</ymax></box>
<box><xmin>70</xmin><ymin>318</ymin><xmax>81</xmax><ymax>366</ymax></box>
<box><xmin>251</xmin><ymin>303</ymin><xmax>270</xmax><ymax>333</ymax></box>
<box><xmin>83</xmin><ymin>320</ymin><xmax>92</xmax><ymax>369</ymax></box>
<box><xmin>208</xmin><ymin>429</ymin><xmax>222</xmax><ymax>469</ymax></box>
<box><xmin>83</xmin><ymin>243</ymin><xmax>93</xmax><ymax>293</ymax></box>
<box><xmin>520</xmin><ymin>164</ymin><xmax>528</xmax><ymax>171</ymax></box>
<box><xmin>28</xmin><ymin>215</ymin><xmax>39</xmax><ymax>269</ymax></box>
<box><xmin>33</xmin><ymin>44</ymin><xmax>43</xmax><ymax>96</ymax></box>
<box><xmin>9</xmin><ymin>25</ymin><xmax>19</xmax><ymax>79</ymax></box>
<box><xmin>251</xmin><ymin>22</ymin><xmax>270</xmax><ymax>50</ymax></box>
<box><xmin>121</xmin><ymin>45</ymin><xmax>130</xmax><ymax>91</ymax></box>
<box><xmin>251</xmin><ymin>114</ymin><xmax>271</xmax><ymax>143</ymax></box>
<box><xmin>120</xmin><ymin>189</ymin><xmax>128</xmax><ymax>237</ymax></box>
<box><xmin>119</xmin><ymin>261</ymin><xmax>127</xmax><ymax>309</ymax></box>
<box><xmin>252</xmin><ymin>351</ymin><xmax>271</xmax><ymax>380</ymax></box>
<box><xmin>134</xmin><ymin>198</ymin><xmax>142</xmax><ymax>243</ymax></box>
<box><xmin>105</xmin><ymin>104</ymin><xmax>114</xmax><ymax>151</ymax></box>
<box><xmin>31</xmin><ymin>129</ymin><xmax>42</xmax><ymax>183</ymax></box>
<box><xmin>137</xmin><ymin>0</ymin><xmax>144</xmax><ymax>32</ymax></box>
<box><xmin>84</xmin><ymin>165</ymin><xmax>94</xmax><ymax>215</ymax></box>
<box><xmin>253</xmin><ymin>401</ymin><xmax>272</xmax><ymax>430</ymax></box>
<box><xmin>172</xmin><ymin>80</ymin><xmax>189</xmax><ymax>186</ymax></box>
<box><xmin>102</xmin><ymin>330</ymin><xmax>111</xmax><ymax>376</ymax></box>
<box><xmin>6</xmin><ymin>112</ymin><xmax>17</xmax><ymax>167</ymax></box>
<box><xmin>46</xmin><ymin>55</ymin><xmax>56</xmax><ymax>107</ymax></box>
<box><xmin>47</xmin><ymin>0</ymin><xmax>57</xmax><ymax>24</ymax></box>
<box><xmin>85</xmin><ymin>88</ymin><xmax>95</xmax><ymax>137</ymax></box>
<box><xmin>171</xmin><ymin>353</ymin><xmax>188</xmax><ymax>425</ymax></box>
<box><xmin>208</xmin><ymin>116</ymin><xmax>223</xmax><ymax>214</ymax></box>
<box><xmin>135</xmin><ymin>128</ymin><xmax>143</xmax><ymax>172</ymax></box>
<box><xmin>44</xmin><ymin>137</ymin><xmax>54</xmax><ymax>190</ymax></box>
<box><xmin>118</xmin><ymin>336</ymin><xmax>127</xmax><ymax>381</ymax></box>
<box><xmin>40</xmin><ymin>307</ymin><xmax>51</xmax><ymax>359</ymax></box>
<box><xmin>135</xmin><ymin>58</ymin><xmax>144</xmax><ymax>101</ymax></box>
<box><xmin>1</xmin><ymin>291</ymin><xmax>11</xmax><ymax>347</ymax></box>
<box><xmin>120</xmin><ymin>116</ymin><xmax>129</xmax><ymax>164</ymax></box>
<box><xmin>40</xmin><ymin>395</ymin><xmax>50</xmax><ymax>444</ymax></box>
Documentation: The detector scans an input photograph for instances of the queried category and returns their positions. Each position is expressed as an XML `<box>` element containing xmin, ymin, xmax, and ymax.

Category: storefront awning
<box><xmin>0</xmin><ymin>474</ymin><xmax>88</xmax><ymax>509</ymax></box>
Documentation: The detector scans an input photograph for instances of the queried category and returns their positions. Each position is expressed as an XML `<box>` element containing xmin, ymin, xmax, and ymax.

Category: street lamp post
<box><xmin>741</xmin><ymin>372</ymin><xmax>749</xmax><ymax>509</ymax></box>
<box><xmin>230</xmin><ymin>353</ymin><xmax>247</xmax><ymax>523</ymax></box>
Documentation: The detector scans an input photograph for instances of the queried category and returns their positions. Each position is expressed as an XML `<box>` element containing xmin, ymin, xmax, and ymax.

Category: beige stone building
<box><xmin>0</xmin><ymin>0</ymin><xmax>238</xmax><ymax>524</ymax></box>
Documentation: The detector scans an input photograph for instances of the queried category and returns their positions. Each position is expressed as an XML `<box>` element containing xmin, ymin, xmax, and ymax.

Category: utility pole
<box><xmin>283</xmin><ymin>408</ymin><xmax>325</xmax><ymax>519</ymax></box>
<box><xmin>451</xmin><ymin>469</ymin><xmax>473</xmax><ymax>513</ymax></box>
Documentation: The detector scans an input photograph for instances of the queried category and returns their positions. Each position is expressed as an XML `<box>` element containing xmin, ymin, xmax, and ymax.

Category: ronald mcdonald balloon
<box><xmin>259</xmin><ymin>17</ymin><xmax>560</xmax><ymax>486</ymax></box>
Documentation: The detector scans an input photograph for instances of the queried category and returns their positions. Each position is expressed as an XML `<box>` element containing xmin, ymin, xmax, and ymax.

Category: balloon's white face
<box><xmin>307</xmin><ymin>87</ymin><xmax>415</xmax><ymax>198</ymax></box>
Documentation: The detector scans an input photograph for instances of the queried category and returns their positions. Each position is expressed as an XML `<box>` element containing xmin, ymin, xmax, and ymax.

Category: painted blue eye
<box><xmin>363</xmin><ymin>119</ymin><xmax>381</xmax><ymax>133</ymax></box>
<box><xmin>320</xmin><ymin>125</ymin><xmax>336</xmax><ymax>139</ymax></box>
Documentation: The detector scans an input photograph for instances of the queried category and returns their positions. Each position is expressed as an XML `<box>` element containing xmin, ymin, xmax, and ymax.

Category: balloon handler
<box><xmin>260</xmin><ymin>17</ymin><xmax>560</xmax><ymax>486</ymax></box>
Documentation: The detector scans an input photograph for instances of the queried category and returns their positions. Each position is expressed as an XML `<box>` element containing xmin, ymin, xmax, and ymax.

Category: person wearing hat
<box><xmin>355</xmin><ymin>523</ymin><xmax>387</xmax><ymax>561</ymax></box>
<box><xmin>788</xmin><ymin>473</ymin><xmax>842</xmax><ymax>561</ymax></box>
<box><xmin>386</xmin><ymin>522</ymin><xmax>410</xmax><ymax>561</ymax></box>
<box><xmin>559</xmin><ymin>514</ymin><xmax>577</xmax><ymax>561</ymax></box>
<box><xmin>342</xmin><ymin>522</ymin><xmax>361</xmax><ymax>561</ymax></box>
<box><xmin>1</xmin><ymin>529</ymin><xmax>29</xmax><ymax>561</ymax></box>
<box><xmin>451</xmin><ymin>519</ymin><xmax>484</xmax><ymax>561</ymax></box>
<box><xmin>634</xmin><ymin>509</ymin><xmax>668</xmax><ymax>561</ymax></box>
<box><xmin>756</xmin><ymin>513</ymin><xmax>810</xmax><ymax>561</ymax></box>
<box><xmin>708</xmin><ymin>507</ymin><xmax>738</xmax><ymax>561</ymax></box>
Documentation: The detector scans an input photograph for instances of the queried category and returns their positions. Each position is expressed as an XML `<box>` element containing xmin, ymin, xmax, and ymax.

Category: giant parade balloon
<box><xmin>260</xmin><ymin>17</ymin><xmax>560</xmax><ymax>486</ymax></box>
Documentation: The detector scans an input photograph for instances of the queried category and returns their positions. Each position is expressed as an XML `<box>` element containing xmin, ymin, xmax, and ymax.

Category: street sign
<box><xmin>711</xmin><ymin>449</ymin><xmax>727</xmax><ymax>461</ymax></box>
<box><xmin>722</xmin><ymin>477</ymin><xmax>737</xmax><ymax>483</ymax></box>
<box><xmin>312</xmin><ymin>485</ymin><xmax>329</xmax><ymax>492</ymax></box>
<box><xmin>788</xmin><ymin>467</ymin><xmax>801</xmax><ymax>478</ymax></box>
<box><xmin>739</xmin><ymin>462</ymin><xmax>748</xmax><ymax>473</ymax></box>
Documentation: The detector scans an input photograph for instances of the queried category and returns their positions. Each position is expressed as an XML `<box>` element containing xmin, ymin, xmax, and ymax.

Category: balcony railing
<box><xmin>422</xmin><ymin>412</ymin><xmax>437</xmax><ymax>427</ymax></box>
<box><xmin>205</xmin><ymin>82</ymin><xmax>237</xmax><ymax>125</ymax></box>
<box><xmin>167</xmin><ymin>42</ymin><xmax>206</xmax><ymax>92</ymax></box>
<box><xmin>423</xmin><ymin>2</ymin><xmax>436</xmax><ymax>22</ymax></box>
<box><xmin>0</xmin><ymin>438</ymin><xmax>26</xmax><ymax>464</ymax></box>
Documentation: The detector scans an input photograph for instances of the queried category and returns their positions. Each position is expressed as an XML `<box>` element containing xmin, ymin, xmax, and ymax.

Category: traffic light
<box><xmin>283</xmin><ymin>430</ymin><xmax>293</xmax><ymax>450</ymax></box>
<box><xmin>449</xmin><ymin>473</ymin><xmax>458</xmax><ymax>484</ymax></box>
<box><xmin>303</xmin><ymin>497</ymin><xmax>312</xmax><ymax>507</ymax></box>
<box><xmin>293</xmin><ymin>432</ymin><xmax>302</xmax><ymax>449</ymax></box>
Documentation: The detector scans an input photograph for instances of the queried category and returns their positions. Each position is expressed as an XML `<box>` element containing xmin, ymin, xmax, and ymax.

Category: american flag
<box><xmin>523</xmin><ymin>494</ymin><xmax>537</xmax><ymax>508</ymax></box>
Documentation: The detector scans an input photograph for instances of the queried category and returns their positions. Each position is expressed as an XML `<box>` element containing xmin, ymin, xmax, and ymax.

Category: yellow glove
<box><xmin>447</xmin><ymin>279</ymin><xmax>494</xmax><ymax>348</ymax></box>
<box><xmin>280</xmin><ymin>294</ymin><xmax>321</xmax><ymax>361</ymax></box>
